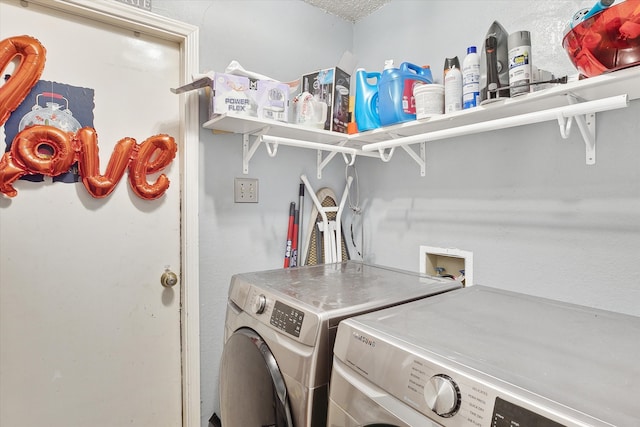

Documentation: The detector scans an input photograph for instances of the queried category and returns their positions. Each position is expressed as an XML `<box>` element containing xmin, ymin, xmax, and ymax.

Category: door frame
<box><xmin>20</xmin><ymin>0</ymin><xmax>201</xmax><ymax>425</ymax></box>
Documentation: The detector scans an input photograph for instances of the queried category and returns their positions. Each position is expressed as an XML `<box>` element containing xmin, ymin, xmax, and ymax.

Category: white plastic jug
<box><xmin>294</xmin><ymin>92</ymin><xmax>328</xmax><ymax>129</ymax></box>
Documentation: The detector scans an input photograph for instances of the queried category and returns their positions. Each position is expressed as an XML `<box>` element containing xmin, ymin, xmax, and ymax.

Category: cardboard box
<box><xmin>255</xmin><ymin>80</ymin><xmax>289</xmax><ymax>122</ymax></box>
<box><xmin>210</xmin><ymin>73</ymin><xmax>255</xmax><ymax>118</ymax></box>
<box><xmin>301</xmin><ymin>67</ymin><xmax>350</xmax><ymax>133</ymax></box>
<box><xmin>171</xmin><ymin>72</ymin><xmax>289</xmax><ymax>122</ymax></box>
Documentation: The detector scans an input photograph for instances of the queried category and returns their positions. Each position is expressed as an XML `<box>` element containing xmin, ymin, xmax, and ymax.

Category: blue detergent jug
<box><xmin>378</xmin><ymin>61</ymin><xmax>433</xmax><ymax>126</ymax></box>
<box><xmin>354</xmin><ymin>68</ymin><xmax>381</xmax><ymax>132</ymax></box>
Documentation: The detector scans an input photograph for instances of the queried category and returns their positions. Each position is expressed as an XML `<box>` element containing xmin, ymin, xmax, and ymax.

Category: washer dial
<box><xmin>424</xmin><ymin>374</ymin><xmax>461</xmax><ymax>417</ymax></box>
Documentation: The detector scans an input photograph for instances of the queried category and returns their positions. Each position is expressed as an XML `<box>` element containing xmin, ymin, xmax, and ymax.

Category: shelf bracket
<box><xmin>377</xmin><ymin>132</ymin><xmax>401</xmax><ymax>162</ymax></box>
<box><xmin>341</xmin><ymin>152</ymin><xmax>357</xmax><ymax>167</ymax></box>
<box><xmin>401</xmin><ymin>143</ymin><xmax>427</xmax><ymax>176</ymax></box>
<box><xmin>316</xmin><ymin>140</ymin><xmax>355</xmax><ymax>179</ymax></box>
<box><xmin>317</xmin><ymin>150</ymin><xmax>337</xmax><ymax>179</ymax></box>
<box><xmin>242</xmin><ymin>126</ymin><xmax>271</xmax><ymax>174</ymax></box>
<box><xmin>242</xmin><ymin>134</ymin><xmax>259</xmax><ymax>174</ymax></box>
<box><xmin>264</xmin><ymin>141</ymin><xmax>279</xmax><ymax>157</ymax></box>
<box><xmin>556</xmin><ymin>114</ymin><xmax>573</xmax><ymax>139</ymax></box>
<box><xmin>379</xmin><ymin>132</ymin><xmax>426</xmax><ymax>175</ymax></box>
<box><xmin>378</xmin><ymin>147</ymin><xmax>396</xmax><ymax>162</ymax></box>
<box><xmin>565</xmin><ymin>94</ymin><xmax>596</xmax><ymax>165</ymax></box>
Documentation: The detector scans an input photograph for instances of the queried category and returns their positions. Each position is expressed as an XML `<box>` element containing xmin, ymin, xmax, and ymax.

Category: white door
<box><xmin>0</xmin><ymin>1</ymin><xmax>199</xmax><ymax>425</ymax></box>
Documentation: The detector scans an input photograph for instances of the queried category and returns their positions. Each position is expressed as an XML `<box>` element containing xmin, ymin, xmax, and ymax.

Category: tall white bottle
<box><xmin>462</xmin><ymin>46</ymin><xmax>480</xmax><ymax>109</ymax></box>
<box><xmin>444</xmin><ymin>56</ymin><xmax>462</xmax><ymax>113</ymax></box>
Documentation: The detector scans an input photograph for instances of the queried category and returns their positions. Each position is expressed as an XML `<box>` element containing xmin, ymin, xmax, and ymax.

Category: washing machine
<box><xmin>328</xmin><ymin>285</ymin><xmax>640</xmax><ymax>427</ymax></box>
<box><xmin>218</xmin><ymin>261</ymin><xmax>461</xmax><ymax>427</ymax></box>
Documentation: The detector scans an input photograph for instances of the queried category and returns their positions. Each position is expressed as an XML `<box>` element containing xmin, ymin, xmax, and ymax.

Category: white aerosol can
<box><xmin>507</xmin><ymin>31</ymin><xmax>532</xmax><ymax>97</ymax></box>
<box><xmin>444</xmin><ymin>56</ymin><xmax>462</xmax><ymax>113</ymax></box>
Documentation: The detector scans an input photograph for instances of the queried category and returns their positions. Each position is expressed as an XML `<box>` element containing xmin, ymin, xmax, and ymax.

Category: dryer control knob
<box><xmin>424</xmin><ymin>374</ymin><xmax>460</xmax><ymax>417</ymax></box>
<box><xmin>252</xmin><ymin>294</ymin><xmax>267</xmax><ymax>314</ymax></box>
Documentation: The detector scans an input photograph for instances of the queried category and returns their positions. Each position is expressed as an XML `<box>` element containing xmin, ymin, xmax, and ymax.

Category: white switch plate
<box><xmin>234</xmin><ymin>178</ymin><xmax>258</xmax><ymax>203</ymax></box>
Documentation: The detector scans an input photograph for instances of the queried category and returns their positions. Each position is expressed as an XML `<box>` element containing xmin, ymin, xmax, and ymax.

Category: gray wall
<box><xmin>152</xmin><ymin>1</ymin><xmax>353</xmax><ymax>425</ymax></box>
<box><xmin>153</xmin><ymin>1</ymin><xmax>640</xmax><ymax>425</ymax></box>
<box><xmin>352</xmin><ymin>0</ymin><xmax>640</xmax><ymax>314</ymax></box>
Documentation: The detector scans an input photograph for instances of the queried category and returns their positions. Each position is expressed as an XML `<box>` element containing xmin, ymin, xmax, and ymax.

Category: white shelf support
<box><xmin>341</xmin><ymin>152</ymin><xmax>357</xmax><ymax>167</ymax></box>
<box><xmin>576</xmin><ymin>112</ymin><xmax>596</xmax><ymax>165</ymax></box>
<box><xmin>241</xmin><ymin>126</ymin><xmax>271</xmax><ymax>174</ymax></box>
<box><xmin>264</xmin><ymin>140</ymin><xmax>279</xmax><ymax>157</ymax></box>
<box><xmin>401</xmin><ymin>143</ymin><xmax>426</xmax><ymax>176</ymax></box>
<box><xmin>556</xmin><ymin>114</ymin><xmax>573</xmax><ymax>139</ymax></box>
<box><xmin>317</xmin><ymin>150</ymin><xmax>337</xmax><ymax>179</ymax></box>
<box><xmin>242</xmin><ymin>130</ymin><xmax>265</xmax><ymax>174</ymax></box>
<box><xmin>362</xmin><ymin>94</ymin><xmax>628</xmax><ymax>167</ymax></box>
<box><xmin>377</xmin><ymin>133</ymin><xmax>401</xmax><ymax>162</ymax></box>
<box><xmin>317</xmin><ymin>141</ymin><xmax>355</xmax><ymax>179</ymax></box>
<box><xmin>378</xmin><ymin>147</ymin><xmax>396</xmax><ymax>162</ymax></box>
<box><xmin>566</xmin><ymin>94</ymin><xmax>597</xmax><ymax>165</ymax></box>
<box><xmin>376</xmin><ymin>132</ymin><xmax>426</xmax><ymax>175</ymax></box>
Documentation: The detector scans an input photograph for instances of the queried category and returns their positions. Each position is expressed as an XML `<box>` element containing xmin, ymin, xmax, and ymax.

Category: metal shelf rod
<box><xmin>260</xmin><ymin>135</ymin><xmax>357</xmax><ymax>154</ymax></box>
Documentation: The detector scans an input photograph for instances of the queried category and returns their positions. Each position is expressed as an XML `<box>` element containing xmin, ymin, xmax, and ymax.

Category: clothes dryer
<box><xmin>328</xmin><ymin>285</ymin><xmax>640</xmax><ymax>427</ymax></box>
<box><xmin>218</xmin><ymin>261</ymin><xmax>461</xmax><ymax>427</ymax></box>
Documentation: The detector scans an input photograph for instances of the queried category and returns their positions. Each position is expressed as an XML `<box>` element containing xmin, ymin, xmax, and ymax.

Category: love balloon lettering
<box><xmin>0</xmin><ymin>35</ymin><xmax>177</xmax><ymax>200</ymax></box>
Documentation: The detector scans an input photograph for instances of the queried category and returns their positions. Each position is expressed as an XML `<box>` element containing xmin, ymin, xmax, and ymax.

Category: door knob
<box><xmin>161</xmin><ymin>270</ymin><xmax>178</xmax><ymax>288</ymax></box>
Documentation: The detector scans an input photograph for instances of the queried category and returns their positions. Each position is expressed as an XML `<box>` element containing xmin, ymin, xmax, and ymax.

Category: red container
<box><xmin>563</xmin><ymin>0</ymin><xmax>640</xmax><ymax>77</ymax></box>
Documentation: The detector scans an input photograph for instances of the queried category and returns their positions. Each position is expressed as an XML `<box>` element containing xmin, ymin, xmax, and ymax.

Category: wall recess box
<box><xmin>419</xmin><ymin>246</ymin><xmax>473</xmax><ymax>287</ymax></box>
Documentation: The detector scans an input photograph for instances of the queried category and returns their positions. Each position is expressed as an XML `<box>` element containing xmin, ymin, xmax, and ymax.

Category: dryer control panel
<box><xmin>270</xmin><ymin>300</ymin><xmax>304</xmax><ymax>338</ymax></box>
<box><xmin>238</xmin><ymin>284</ymin><xmax>319</xmax><ymax>346</ymax></box>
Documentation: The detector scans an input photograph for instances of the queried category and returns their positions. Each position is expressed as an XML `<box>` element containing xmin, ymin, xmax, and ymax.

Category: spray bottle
<box><xmin>444</xmin><ymin>56</ymin><xmax>462</xmax><ymax>113</ymax></box>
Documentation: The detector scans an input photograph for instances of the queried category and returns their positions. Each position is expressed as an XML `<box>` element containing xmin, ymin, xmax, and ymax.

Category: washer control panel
<box><xmin>337</xmin><ymin>327</ymin><xmax>587</xmax><ymax>427</ymax></box>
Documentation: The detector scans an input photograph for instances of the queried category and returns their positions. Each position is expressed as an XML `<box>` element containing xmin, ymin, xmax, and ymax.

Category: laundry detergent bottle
<box><xmin>354</xmin><ymin>68</ymin><xmax>381</xmax><ymax>132</ymax></box>
<box><xmin>378</xmin><ymin>60</ymin><xmax>433</xmax><ymax>126</ymax></box>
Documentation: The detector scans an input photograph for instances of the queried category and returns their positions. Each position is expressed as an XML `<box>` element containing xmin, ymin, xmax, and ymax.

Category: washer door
<box><xmin>220</xmin><ymin>328</ymin><xmax>293</xmax><ymax>427</ymax></box>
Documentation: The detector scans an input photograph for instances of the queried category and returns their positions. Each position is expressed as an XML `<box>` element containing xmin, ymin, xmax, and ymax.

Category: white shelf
<box><xmin>203</xmin><ymin>66</ymin><xmax>639</xmax><ymax>176</ymax></box>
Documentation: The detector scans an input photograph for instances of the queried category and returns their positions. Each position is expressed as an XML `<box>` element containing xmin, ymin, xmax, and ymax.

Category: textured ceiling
<box><xmin>301</xmin><ymin>0</ymin><xmax>392</xmax><ymax>22</ymax></box>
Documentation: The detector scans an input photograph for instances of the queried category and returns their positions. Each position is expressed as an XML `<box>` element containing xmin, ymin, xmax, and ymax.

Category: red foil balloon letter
<box><xmin>0</xmin><ymin>125</ymin><xmax>74</xmax><ymax>197</ymax></box>
<box><xmin>0</xmin><ymin>35</ymin><xmax>178</xmax><ymax>201</ymax></box>
<box><xmin>0</xmin><ymin>35</ymin><xmax>46</xmax><ymax>127</ymax></box>
<box><xmin>75</xmin><ymin>127</ymin><xmax>137</xmax><ymax>198</ymax></box>
<box><xmin>128</xmin><ymin>134</ymin><xmax>177</xmax><ymax>200</ymax></box>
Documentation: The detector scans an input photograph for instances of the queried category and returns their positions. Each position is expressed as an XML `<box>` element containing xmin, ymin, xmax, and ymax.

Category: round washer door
<box><xmin>219</xmin><ymin>328</ymin><xmax>293</xmax><ymax>427</ymax></box>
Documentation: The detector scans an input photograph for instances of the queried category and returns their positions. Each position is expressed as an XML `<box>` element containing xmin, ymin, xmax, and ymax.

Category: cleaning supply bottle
<box><xmin>353</xmin><ymin>68</ymin><xmax>381</xmax><ymax>132</ymax></box>
<box><xmin>403</xmin><ymin>65</ymin><xmax>433</xmax><ymax>115</ymax></box>
<box><xmin>378</xmin><ymin>60</ymin><xmax>433</xmax><ymax>126</ymax></box>
<box><xmin>462</xmin><ymin>46</ymin><xmax>480</xmax><ymax>109</ymax></box>
<box><xmin>444</xmin><ymin>56</ymin><xmax>462</xmax><ymax>113</ymax></box>
<box><xmin>508</xmin><ymin>30</ymin><xmax>532</xmax><ymax>97</ymax></box>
